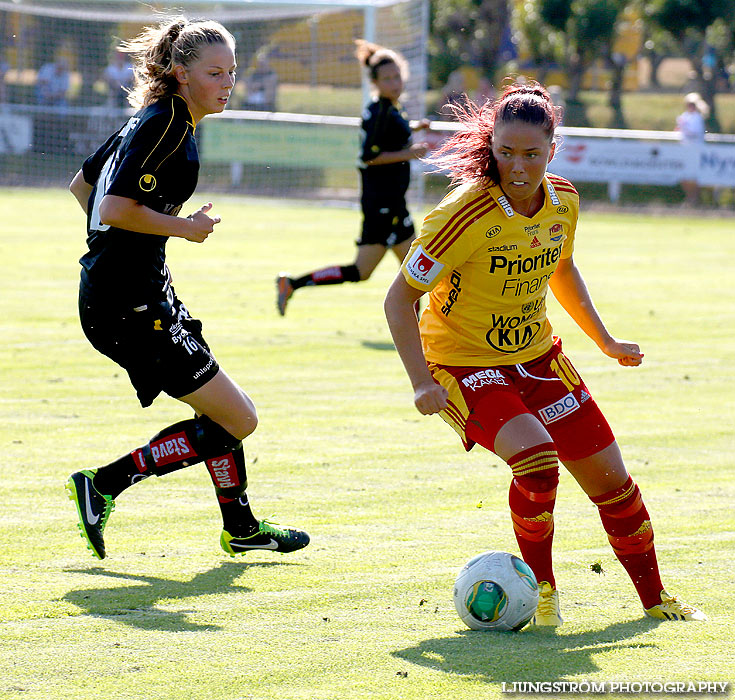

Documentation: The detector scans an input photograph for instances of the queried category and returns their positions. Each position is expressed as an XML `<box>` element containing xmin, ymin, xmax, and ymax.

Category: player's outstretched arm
<box><xmin>549</xmin><ymin>255</ymin><xmax>643</xmax><ymax>367</ymax></box>
<box><xmin>385</xmin><ymin>274</ymin><xmax>448</xmax><ymax>414</ymax></box>
<box><xmin>98</xmin><ymin>196</ymin><xmax>220</xmax><ymax>243</ymax></box>
<box><xmin>409</xmin><ymin>118</ymin><xmax>431</xmax><ymax>131</ymax></box>
<box><xmin>365</xmin><ymin>142</ymin><xmax>429</xmax><ymax>166</ymax></box>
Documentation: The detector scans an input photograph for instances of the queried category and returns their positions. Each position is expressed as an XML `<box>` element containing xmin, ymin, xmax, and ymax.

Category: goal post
<box><xmin>0</xmin><ymin>0</ymin><xmax>429</xmax><ymax>200</ymax></box>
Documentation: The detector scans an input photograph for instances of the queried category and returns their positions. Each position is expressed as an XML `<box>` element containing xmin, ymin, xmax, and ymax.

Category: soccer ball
<box><xmin>453</xmin><ymin>551</ymin><xmax>539</xmax><ymax>631</ymax></box>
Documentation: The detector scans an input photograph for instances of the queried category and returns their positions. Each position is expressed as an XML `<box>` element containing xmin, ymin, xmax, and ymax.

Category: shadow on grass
<box><xmin>360</xmin><ymin>340</ymin><xmax>395</xmax><ymax>352</ymax></box>
<box><xmin>62</xmin><ymin>561</ymin><xmax>285</xmax><ymax>632</ymax></box>
<box><xmin>392</xmin><ymin>618</ymin><xmax>660</xmax><ymax>684</ymax></box>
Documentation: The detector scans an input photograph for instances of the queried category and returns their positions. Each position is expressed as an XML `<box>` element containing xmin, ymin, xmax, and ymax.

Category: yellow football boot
<box><xmin>530</xmin><ymin>581</ymin><xmax>564</xmax><ymax>626</ymax></box>
<box><xmin>644</xmin><ymin>590</ymin><xmax>707</xmax><ymax>621</ymax></box>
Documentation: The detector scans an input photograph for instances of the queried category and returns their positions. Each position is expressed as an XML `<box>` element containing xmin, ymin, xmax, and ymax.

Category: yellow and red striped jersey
<box><xmin>401</xmin><ymin>174</ymin><xmax>579</xmax><ymax>365</ymax></box>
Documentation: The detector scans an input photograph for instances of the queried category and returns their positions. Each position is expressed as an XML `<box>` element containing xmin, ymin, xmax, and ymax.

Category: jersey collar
<box><xmin>543</xmin><ymin>176</ymin><xmax>562</xmax><ymax>207</ymax></box>
<box><xmin>488</xmin><ymin>176</ymin><xmax>558</xmax><ymax>219</ymax></box>
<box><xmin>173</xmin><ymin>93</ymin><xmax>197</xmax><ymax>130</ymax></box>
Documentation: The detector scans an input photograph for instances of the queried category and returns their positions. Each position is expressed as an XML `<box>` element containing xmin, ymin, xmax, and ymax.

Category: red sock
<box><xmin>590</xmin><ymin>476</ymin><xmax>663</xmax><ymax>608</ymax></box>
<box><xmin>507</xmin><ymin>443</ymin><xmax>559</xmax><ymax>588</ymax></box>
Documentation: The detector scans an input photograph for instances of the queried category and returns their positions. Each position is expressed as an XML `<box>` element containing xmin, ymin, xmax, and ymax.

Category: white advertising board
<box><xmin>550</xmin><ymin>137</ymin><xmax>734</xmax><ymax>187</ymax></box>
<box><xmin>0</xmin><ymin>113</ymin><xmax>33</xmax><ymax>155</ymax></box>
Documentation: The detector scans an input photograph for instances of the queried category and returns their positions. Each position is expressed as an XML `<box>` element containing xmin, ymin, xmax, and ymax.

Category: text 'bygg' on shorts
<box><xmin>79</xmin><ymin>293</ymin><xmax>220</xmax><ymax>408</ymax></box>
<box><xmin>429</xmin><ymin>337</ymin><xmax>615</xmax><ymax>462</ymax></box>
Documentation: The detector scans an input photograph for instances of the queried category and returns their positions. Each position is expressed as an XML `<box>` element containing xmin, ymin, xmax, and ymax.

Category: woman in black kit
<box><xmin>276</xmin><ymin>39</ymin><xmax>431</xmax><ymax>316</ymax></box>
<box><xmin>66</xmin><ymin>16</ymin><xmax>309</xmax><ymax>560</ymax></box>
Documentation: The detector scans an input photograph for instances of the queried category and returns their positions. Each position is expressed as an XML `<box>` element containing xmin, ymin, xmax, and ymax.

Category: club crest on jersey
<box><xmin>539</xmin><ymin>392</ymin><xmax>580</xmax><ymax>425</ymax></box>
<box><xmin>406</xmin><ymin>246</ymin><xmax>444</xmax><ymax>286</ymax></box>
<box><xmin>139</xmin><ymin>173</ymin><xmax>157</xmax><ymax>192</ymax></box>
<box><xmin>546</xmin><ymin>182</ymin><xmax>560</xmax><ymax>206</ymax></box>
<box><xmin>549</xmin><ymin>224</ymin><xmax>564</xmax><ymax>242</ymax></box>
<box><xmin>496</xmin><ymin>195</ymin><xmax>515</xmax><ymax>217</ymax></box>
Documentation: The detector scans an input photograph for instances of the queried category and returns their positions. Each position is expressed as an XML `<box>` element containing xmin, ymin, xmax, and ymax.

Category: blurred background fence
<box><xmin>2</xmin><ymin>0</ymin><xmax>734</xmax><ymax>207</ymax></box>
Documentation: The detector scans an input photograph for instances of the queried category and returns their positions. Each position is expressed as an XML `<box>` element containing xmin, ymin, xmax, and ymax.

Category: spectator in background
<box><xmin>36</xmin><ymin>56</ymin><xmax>70</xmax><ymax>107</ymax></box>
<box><xmin>439</xmin><ymin>74</ymin><xmax>495</xmax><ymax>113</ymax></box>
<box><xmin>473</xmin><ymin>76</ymin><xmax>495</xmax><ymax>106</ymax></box>
<box><xmin>104</xmin><ymin>50</ymin><xmax>134</xmax><ymax>108</ymax></box>
<box><xmin>547</xmin><ymin>84</ymin><xmax>565</xmax><ymax>125</ymax></box>
<box><xmin>438</xmin><ymin>69</ymin><xmax>467</xmax><ymax>115</ymax></box>
<box><xmin>0</xmin><ymin>54</ymin><xmax>9</xmax><ymax>104</ymax></box>
<box><xmin>676</xmin><ymin>92</ymin><xmax>708</xmax><ymax>206</ymax></box>
<box><xmin>243</xmin><ymin>52</ymin><xmax>278</xmax><ymax>111</ymax></box>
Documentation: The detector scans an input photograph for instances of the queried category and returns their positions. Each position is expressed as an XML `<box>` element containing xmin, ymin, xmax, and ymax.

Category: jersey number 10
<box><xmin>549</xmin><ymin>354</ymin><xmax>581</xmax><ymax>392</ymax></box>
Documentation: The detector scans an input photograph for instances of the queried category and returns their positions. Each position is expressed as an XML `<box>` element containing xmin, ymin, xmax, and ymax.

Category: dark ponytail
<box><xmin>430</xmin><ymin>80</ymin><xmax>561</xmax><ymax>187</ymax></box>
<box><xmin>354</xmin><ymin>39</ymin><xmax>407</xmax><ymax>82</ymax></box>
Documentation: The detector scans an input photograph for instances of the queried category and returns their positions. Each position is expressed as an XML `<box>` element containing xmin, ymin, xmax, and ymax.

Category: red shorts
<box><xmin>429</xmin><ymin>338</ymin><xmax>615</xmax><ymax>461</ymax></box>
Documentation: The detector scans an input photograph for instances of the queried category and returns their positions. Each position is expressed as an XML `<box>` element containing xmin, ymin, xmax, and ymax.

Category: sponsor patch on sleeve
<box><xmin>405</xmin><ymin>245</ymin><xmax>445</xmax><ymax>286</ymax></box>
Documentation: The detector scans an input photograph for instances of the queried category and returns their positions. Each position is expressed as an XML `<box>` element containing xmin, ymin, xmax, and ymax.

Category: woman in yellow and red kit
<box><xmin>384</xmin><ymin>82</ymin><xmax>705</xmax><ymax>625</ymax></box>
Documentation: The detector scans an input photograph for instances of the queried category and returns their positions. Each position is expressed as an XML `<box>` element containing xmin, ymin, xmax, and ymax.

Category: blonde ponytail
<box><xmin>122</xmin><ymin>16</ymin><xmax>235</xmax><ymax>108</ymax></box>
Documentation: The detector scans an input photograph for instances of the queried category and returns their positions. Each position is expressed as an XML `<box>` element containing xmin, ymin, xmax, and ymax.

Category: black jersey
<box><xmin>358</xmin><ymin>97</ymin><xmax>412</xmax><ymax>198</ymax></box>
<box><xmin>79</xmin><ymin>94</ymin><xmax>198</xmax><ymax>308</ymax></box>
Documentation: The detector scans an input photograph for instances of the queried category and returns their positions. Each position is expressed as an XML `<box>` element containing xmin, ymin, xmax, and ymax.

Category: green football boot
<box><xmin>221</xmin><ymin>519</ymin><xmax>309</xmax><ymax>556</ymax></box>
<box><xmin>66</xmin><ymin>469</ymin><xmax>115</xmax><ymax>559</ymax></box>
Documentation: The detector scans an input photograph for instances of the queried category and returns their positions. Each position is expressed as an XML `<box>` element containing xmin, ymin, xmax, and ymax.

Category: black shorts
<box><xmin>79</xmin><ymin>291</ymin><xmax>220</xmax><ymax>408</ymax></box>
<box><xmin>358</xmin><ymin>197</ymin><xmax>414</xmax><ymax>248</ymax></box>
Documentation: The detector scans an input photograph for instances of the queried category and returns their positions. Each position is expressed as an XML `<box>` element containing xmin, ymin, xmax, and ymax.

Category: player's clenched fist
<box><xmin>414</xmin><ymin>381</ymin><xmax>448</xmax><ymax>415</ymax></box>
<box><xmin>185</xmin><ymin>202</ymin><xmax>221</xmax><ymax>242</ymax></box>
<box><xmin>601</xmin><ymin>338</ymin><xmax>644</xmax><ymax>367</ymax></box>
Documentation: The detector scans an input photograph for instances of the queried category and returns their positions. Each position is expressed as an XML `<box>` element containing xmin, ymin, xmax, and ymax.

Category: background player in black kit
<box><xmin>276</xmin><ymin>40</ymin><xmax>431</xmax><ymax>315</ymax></box>
<box><xmin>66</xmin><ymin>17</ymin><xmax>309</xmax><ymax>559</ymax></box>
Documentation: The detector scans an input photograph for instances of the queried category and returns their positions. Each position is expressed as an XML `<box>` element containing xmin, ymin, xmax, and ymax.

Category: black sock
<box><xmin>218</xmin><ymin>494</ymin><xmax>259</xmax><ymax>536</ymax></box>
<box><xmin>92</xmin><ymin>416</ymin><xmax>236</xmax><ymax>499</ymax></box>
<box><xmin>93</xmin><ymin>453</ymin><xmax>148</xmax><ymax>499</ymax></box>
<box><xmin>291</xmin><ymin>264</ymin><xmax>360</xmax><ymax>289</ymax></box>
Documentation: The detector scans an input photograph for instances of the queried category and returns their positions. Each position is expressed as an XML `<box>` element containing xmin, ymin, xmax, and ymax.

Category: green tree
<box><xmin>512</xmin><ymin>0</ymin><xmax>567</xmax><ymax>85</ymax></box>
<box><xmin>639</xmin><ymin>21</ymin><xmax>679</xmax><ymax>89</ymax></box>
<box><xmin>428</xmin><ymin>0</ymin><xmax>511</xmax><ymax>88</ymax></box>
<box><xmin>518</xmin><ymin>0</ymin><xmax>627</xmax><ymax>125</ymax></box>
<box><xmin>644</xmin><ymin>0</ymin><xmax>735</xmax><ymax>130</ymax></box>
<box><xmin>582</xmin><ymin>0</ymin><xmax>629</xmax><ymax>126</ymax></box>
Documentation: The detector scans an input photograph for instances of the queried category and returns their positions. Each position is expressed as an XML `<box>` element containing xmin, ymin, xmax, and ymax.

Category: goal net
<box><xmin>0</xmin><ymin>0</ymin><xmax>428</xmax><ymax>200</ymax></box>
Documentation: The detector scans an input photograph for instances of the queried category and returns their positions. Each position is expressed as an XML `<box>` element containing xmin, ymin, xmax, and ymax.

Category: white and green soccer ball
<box><xmin>453</xmin><ymin>551</ymin><xmax>539</xmax><ymax>631</ymax></box>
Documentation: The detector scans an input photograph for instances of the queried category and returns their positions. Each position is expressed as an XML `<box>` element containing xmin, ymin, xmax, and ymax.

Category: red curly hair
<box><xmin>431</xmin><ymin>81</ymin><xmax>562</xmax><ymax>188</ymax></box>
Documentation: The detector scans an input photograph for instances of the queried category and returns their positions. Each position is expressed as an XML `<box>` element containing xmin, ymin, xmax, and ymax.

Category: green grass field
<box><xmin>1</xmin><ymin>188</ymin><xmax>733</xmax><ymax>700</ymax></box>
